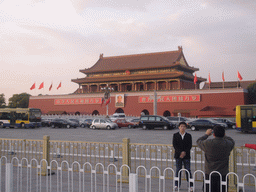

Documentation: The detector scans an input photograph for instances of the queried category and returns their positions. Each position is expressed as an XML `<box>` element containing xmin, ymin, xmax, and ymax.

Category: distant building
<box><xmin>71</xmin><ymin>46</ymin><xmax>205</xmax><ymax>93</ymax></box>
<box><xmin>29</xmin><ymin>47</ymin><xmax>249</xmax><ymax>117</ymax></box>
<box><xmin>203</xmin><ymin>80</ymin><xmax>256</xmax><ymax>89</ymax></box>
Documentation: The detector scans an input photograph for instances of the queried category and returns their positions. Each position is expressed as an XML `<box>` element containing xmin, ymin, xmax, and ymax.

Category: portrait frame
<box><xmin>115</xmin><ymin>94</ymin><xmax>124</xmax><ymax>107</ymax></box>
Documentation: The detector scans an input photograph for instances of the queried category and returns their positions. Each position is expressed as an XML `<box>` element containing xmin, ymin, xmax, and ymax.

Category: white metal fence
<box><xmin>0</xmin><ymin>156</ymin><xmax>255</xmax><ymax>192</ymax></box>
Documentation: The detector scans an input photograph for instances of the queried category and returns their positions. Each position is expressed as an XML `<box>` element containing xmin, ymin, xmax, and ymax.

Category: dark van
<box><xmin>139</xmin><ymin>115</ymin><xmax>176</xmax><ymax>130</ymax></box>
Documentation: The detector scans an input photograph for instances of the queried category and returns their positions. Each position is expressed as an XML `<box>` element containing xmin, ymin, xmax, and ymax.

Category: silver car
<box><xmin>90</xmin><ymin>118</ymin><xmax>118</xmax><ymax>130</ymax></box>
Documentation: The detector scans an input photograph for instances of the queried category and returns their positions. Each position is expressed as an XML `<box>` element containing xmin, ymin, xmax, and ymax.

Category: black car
<box><xmin>41</xmin><ymin>118</ymin><xmax>53</xmax><ymax>127</ymax></box>
<box><xmin>78</xmin><ymin>118</ymin><xmax>93</xmax><ymax>128</ymax></box>
<box><xmin>187</xmin><ymin>119</ymin><xmax>227</xmax><ymax>131</ymax></box>
<box><xmin>213</xmin><ymin>118</ymin><xmax>236</xmax><ymax>129</ymax></box>
<box><xmin>50</xmin><ymin>118</ymin><xmax>77</xmax><ymax>128</ymax></box>
<box><xmin>139</xmin><ymin>115</ymin><xmax>176</xmax><ymax>130</ymax></box>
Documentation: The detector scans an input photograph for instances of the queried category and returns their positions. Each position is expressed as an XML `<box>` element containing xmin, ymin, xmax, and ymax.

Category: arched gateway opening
<box><xmin>163</xmin><ymin>110</ymin><xmax>171</xmax><ymax>117</ymax></box>
<box><xmin>115</xmin><ymin>108</ymin><xmax>124</xmax><ymax>113</ymax></box>
<box><xmin>92</xmin><ymin>110</ymin><xmax>99</xmax><ymax>115</ymax></box>
<box><xmin>141</xmin><ymin>109</ymin><xmax>149</xmax><ymax>115</ymax></box>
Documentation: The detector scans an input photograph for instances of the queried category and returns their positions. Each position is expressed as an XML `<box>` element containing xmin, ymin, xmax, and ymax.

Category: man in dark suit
<box><xmin>173</xmin><ymin>122</ymin><xmax>193</xmax><ymax>191</ymax></box>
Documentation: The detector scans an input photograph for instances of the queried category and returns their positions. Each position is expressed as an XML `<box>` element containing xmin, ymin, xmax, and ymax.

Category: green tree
<box><xmin>8</xmin><ymin>93</ymin><xmax>31</xmax><ymax>108</ymax></box>
<box><xmin>247</xmin><ymin>82</ymin><xmax>256</xmax><ymax>104</ymax></box>
<box><xmin>0</xmin><ymin>94</ymin><xmax>6</xmax><ymax>108</ymax></box>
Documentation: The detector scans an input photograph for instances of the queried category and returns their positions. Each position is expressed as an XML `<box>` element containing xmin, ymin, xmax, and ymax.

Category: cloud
<box><xmin>0</xmin><ymin>0</ymin><xmax>256</xmax><ymax>103</ymax></box>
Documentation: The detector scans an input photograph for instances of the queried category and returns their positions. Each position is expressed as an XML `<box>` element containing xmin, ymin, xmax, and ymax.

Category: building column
<box><xmin>97</xmin><ymin>83</ymin><xmax>100</xmax><ymax>92</ymax></box>
<box><xmin>132</xmin><ymin>82</ymin><xmax>134</xmax><ymax>91</ymax></box>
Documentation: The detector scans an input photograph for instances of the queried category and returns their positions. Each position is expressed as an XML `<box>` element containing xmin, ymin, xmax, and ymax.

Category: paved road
<box><xmin>0</xmin><ymin>126</ymin><xmax>255</xmax><ymax>146</ymax></box>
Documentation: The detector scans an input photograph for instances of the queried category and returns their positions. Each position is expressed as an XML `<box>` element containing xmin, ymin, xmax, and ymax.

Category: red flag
<box><xmin>194</xmin><ymin>73</ymin><xmax>198</xmax><ymax>84</ymax></box>
<box><xmin>30</xmin><ymin>83</ymin><xmax>35</xmax><ymax>90</ymax></box>
<box><xmin>39</xmin><ymin>82</ymin><xmax>44</xmax><ymax>89</ymax></box>
<box><xmin>57</xmin><ymin>82</ymin><xmax>61</xmax><ymax>90</ymax></box>
<box><xmin>222</xmin><ymin>72</ymin><xmax>225</xmax><ymax>82</ymax></box>
<box><xmin>101</xmin><ymin>98</ymin><xmax>104</xmax><ymax>107</ymax></box>
<box><xmin>105</xmin><ymin>98</ymin><xmax>110</xmax><ymax>105</ymax></box>
<box><xmin>49</xmin><ymin>83</ymin><xmax>53</xmax><ymax>91</ymax></box>
<box><xmin>237</xmin><ymin>71</ymin><xmax>243</xmax><ymax>81</ymax></box>
<box><xmin>208</xmin><ymin>73</ymin><xmax>211</xmax><ymax>85</ymax></box>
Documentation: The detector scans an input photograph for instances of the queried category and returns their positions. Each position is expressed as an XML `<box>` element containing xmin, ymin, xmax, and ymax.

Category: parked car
<box><xmin>90</xmin><ymin>118</ymin><xmax>118</xmax><ymax>130</ymax></box>
<box><xmin>139</xmin><ymin>115</ymin><xmax>176</xmax><ymax>130</ymax></box>
<box><xmin>187</xmin><ymin>119</ymin><xmax>227</xmax><ymax>131</ymax></box>
<box><xmin>50</xmin><ymin>118</ymin><xmax>77</xmax><ymax>128</ymax></box>
<box><xmin>41</xmin><ymin>118</ymin><xmax>53</xmax><ymax>127</ymax></box>
<box><xmin>66</xmin><ymin>119</ymin><xmax>79</xmax><ymax>128</ymax></box>
<box><xmin>213</xmin><ymin>118</ymin><xmax>236</xmax><ymax>129</ymax></box>
<box><xmin>129</xmin><ymin>118</ymin><xmax>140</xmax><ymax>128</ymax></box>
<box><xmin>110</xmin><ymin>113</ymin><xmax>126</xmax><ymax>121</ymax></box>
<box><xmin>69</xmin><ymin>118</ymin><xmax>80</xmax><ymax>125</ymax></box>
<box><xmin>83</xmin><ymin>118</ymin><xmax>94</xmax><ymax>128</ymax></box>
<box><xmin>166</xmin><ymin>116</ymin><xmax>188</xmax><ymax>126</ymax></box>
<box><xmin>114</xmin><ymin>119</ymin><xmax>137</xmax><ymax>128</ymax></box>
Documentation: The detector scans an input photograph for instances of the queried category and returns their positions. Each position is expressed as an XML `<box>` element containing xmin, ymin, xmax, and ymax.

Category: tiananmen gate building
<box><xmin>29</xmin><ymin>47</ymin><xmax>251</xmax><ymax>117</ymax></box>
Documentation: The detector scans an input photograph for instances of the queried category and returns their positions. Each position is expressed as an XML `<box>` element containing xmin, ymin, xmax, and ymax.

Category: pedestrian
<box><xmin>172</xmin><ymin>122</ymin><xmax>193</xmax><ymax>191</ymax></box>
<box><xmin>197</xmin><ymin>126</ymin><xmax>235</xmax><ymax>192</ymax></box>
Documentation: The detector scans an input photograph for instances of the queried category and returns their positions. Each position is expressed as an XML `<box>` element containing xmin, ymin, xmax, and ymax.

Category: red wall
<box><xmin>29</xmin><ymin>89</ymin><xmax>247</xmax><ymax>117</ymax></box>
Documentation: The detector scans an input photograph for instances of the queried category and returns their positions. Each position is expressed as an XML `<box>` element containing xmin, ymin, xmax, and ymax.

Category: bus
<box><xmin>236</xmin><ymin>105</ymin><xmax>256</xmax><ymax>132</ymax></box>
<box><xmin>0</xmin><ymin>108</ymin><xmax>42</xmax><ymax>128</ymax></box>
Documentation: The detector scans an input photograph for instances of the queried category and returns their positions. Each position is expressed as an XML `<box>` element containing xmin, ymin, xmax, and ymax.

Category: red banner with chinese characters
<box><xmin>139</xmin><ymin>95</ymin><xmax>200</xmax><ymax>103</ymax></box>
<box><xmin>55</xmin><ymin>98</ymin><xmax>102</xmax><ymax>105</ymax></box>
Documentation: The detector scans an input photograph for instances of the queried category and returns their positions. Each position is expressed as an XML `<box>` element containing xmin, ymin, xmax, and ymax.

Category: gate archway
<box><xmin>92</xmin><ymin>110</ymin><xmax>99</xmax><ymax>115</ymax></box>
<box><xmin>163</xmin><ymin>110</ymin><xmax>171</xmax><ymax>117</ymax></box>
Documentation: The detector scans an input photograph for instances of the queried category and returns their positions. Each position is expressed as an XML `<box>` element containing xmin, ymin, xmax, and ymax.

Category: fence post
<box><xmin>229</xmin><ymin>147</ymin><xmax>237</xmax><ymax>192</ymax></box>
<box><xmin>41</xmin><ymin>135</ymin><xmax>50</xmax><ymax>176</ymax></box>
<box><xmin>120</xmin><ymin>138</ymin><xmax>130</xmax><ymax>183</ymax></box>
<box><xmin>129</xmin><ymin>173</ymin><xmax>138</xmax><ymax>192</ymax></box>
<box><xmin>6</xmin><ymin>163</ymin><xmax>13</xmax><ymax>192</ymax></box>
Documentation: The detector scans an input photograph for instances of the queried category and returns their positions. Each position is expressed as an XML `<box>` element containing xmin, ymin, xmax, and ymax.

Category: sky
<box><xmin>1</xmin><ymin>0</ymin><xmax>256</xmax><ymax>104</ymax></box>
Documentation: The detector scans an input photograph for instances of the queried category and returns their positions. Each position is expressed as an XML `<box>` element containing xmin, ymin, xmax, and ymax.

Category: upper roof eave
<box><xmin>79</xmin><ymin>63</ymin><xmax>198</xmax><ymax>74</ymax></box>
<box><xmin>71</xmin><ymin>72</ymin><xmax>206</xmax><ymax>84</ymax></box>
<box><xmin>79</xmin><ymin>47</ymin><xmax>186</xmax><ymax>74</ymax></box>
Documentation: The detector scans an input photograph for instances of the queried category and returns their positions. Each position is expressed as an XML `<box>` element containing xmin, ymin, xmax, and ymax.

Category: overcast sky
<box><xmin>1</xmin><ymin>0</ymin><xmax>255</xmax><ymax>103</ymax></box>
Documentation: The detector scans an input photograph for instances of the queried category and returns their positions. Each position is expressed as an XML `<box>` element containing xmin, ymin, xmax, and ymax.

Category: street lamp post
<box><xmin>101</xmin><ymin>85</ymin><xmax>114</xmax><ymax>117</ymax></box>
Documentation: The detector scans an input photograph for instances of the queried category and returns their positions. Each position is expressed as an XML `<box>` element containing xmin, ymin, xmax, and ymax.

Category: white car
<box><xmin>110</xmin><ymin>113</ymin><xmax>126</xmax><ymax>121</ymax></box>
<box><xmin>90</xmin><ymin>118</ymin><xmax>118</xmax><ymax>130</ymax></box>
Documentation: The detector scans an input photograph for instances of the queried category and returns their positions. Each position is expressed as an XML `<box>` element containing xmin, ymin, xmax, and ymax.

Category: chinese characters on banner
<box><xmin>54</xmin><ymin>95</ymin><xmax>200</xmax><ymax>105</ymax></box>
<box><xmin>55</xmin><ymin>98</ymin><xmax>102</xmax><ymax>105</ymax></box>
<box><xmin>139</xmin><ymin>95</ymin><xmax>200</xmax><ymax>103</ymax></box>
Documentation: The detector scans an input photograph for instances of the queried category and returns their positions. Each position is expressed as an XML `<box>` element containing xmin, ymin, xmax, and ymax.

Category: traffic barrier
<box><xmin>0</xmin><ymin>157</ymin><xmax>255</xmax><ymax>192</ymax></box>
<box><xmin>0</xmin><ymin>136</ymin><xmax>256</xmax><ymax>188</ymax></box>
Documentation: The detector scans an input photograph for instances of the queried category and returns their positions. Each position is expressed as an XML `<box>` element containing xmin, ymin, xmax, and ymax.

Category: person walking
<box><xmin>197</xmin><ymin>126</ymin><xmax>235</xmax><ymax>192</ymax></box>
<box><xmin>173</xmin><ymin>122</ymin><xmax>193</xmax><ymax>191</ymax></box>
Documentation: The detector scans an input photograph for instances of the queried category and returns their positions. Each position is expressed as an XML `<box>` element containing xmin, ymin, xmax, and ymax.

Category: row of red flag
<box><xmin>30</xmin><ymin>82</ymin><xmax>62</xmax><ymax>91</ymax></box>
<box><xmin>194</xmin><ymin>71</ymin><xmax>243</xmax><ymax>84</ymax></box>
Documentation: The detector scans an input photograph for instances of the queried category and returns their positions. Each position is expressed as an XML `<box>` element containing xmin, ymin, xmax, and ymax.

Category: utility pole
<box><xmin>153</xmin><ymin>90</ymin><xmax>157</xmax><ymax>115</ymax></box>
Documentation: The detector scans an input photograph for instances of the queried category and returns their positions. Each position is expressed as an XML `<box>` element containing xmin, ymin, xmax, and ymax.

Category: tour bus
<box><xmin>236</xmin><ymin>105</ymin><xmax>256</xmax><ymax>132</ymax></box>
<box><xmin>0</xmin><ymin>108</ymin><xmax>42</xmax><ymax>128</ymax></box>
